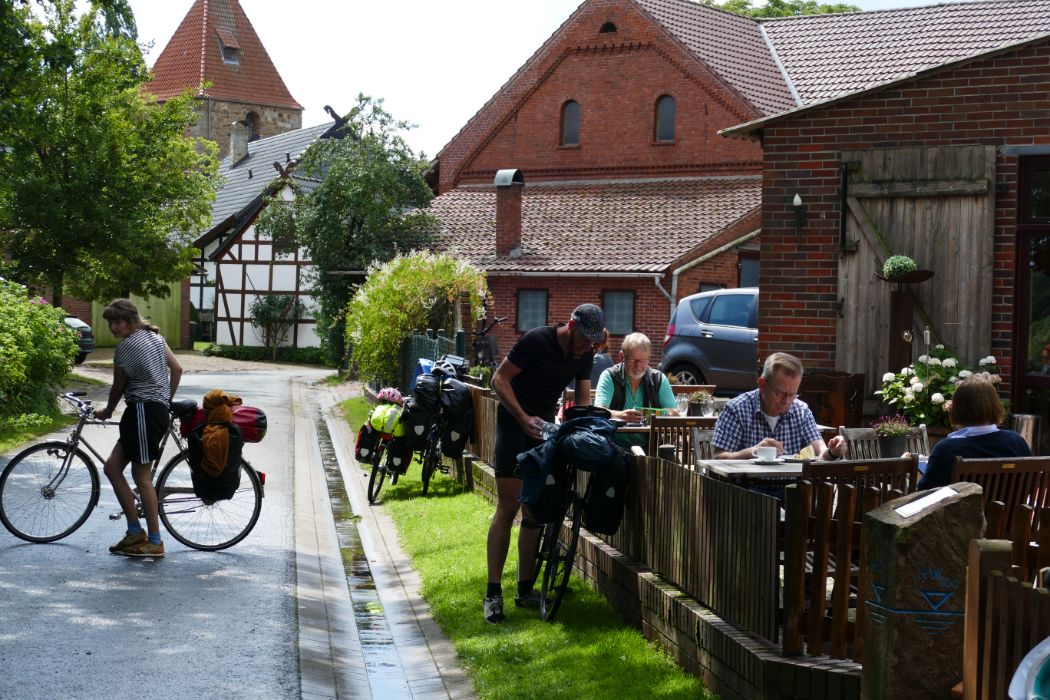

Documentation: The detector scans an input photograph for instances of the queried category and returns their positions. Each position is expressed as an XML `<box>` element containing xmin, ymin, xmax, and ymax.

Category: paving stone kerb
<box><xmin>862</xmin><ymin>481</ymin><xmax>984</xmax><ymax>700</ymax></box>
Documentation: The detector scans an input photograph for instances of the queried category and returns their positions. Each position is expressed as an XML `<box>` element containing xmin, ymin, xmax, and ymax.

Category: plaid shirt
<box><xmin>712</xmin><ymin>389</ymin><xmax>821</xmax><ymax>456</ymax></box>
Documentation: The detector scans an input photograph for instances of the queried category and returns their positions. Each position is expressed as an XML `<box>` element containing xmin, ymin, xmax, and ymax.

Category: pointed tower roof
<box><xmin>146</xmin><ymin>0</ymin><xmax>301</xmax><ymax>110</ymax></box>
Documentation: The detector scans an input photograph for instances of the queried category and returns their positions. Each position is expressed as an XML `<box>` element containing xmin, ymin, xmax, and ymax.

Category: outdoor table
<box><xmin>698</xmin><ymin>459</ymin><xmax>804</xmax><ymax>488</ymax></box>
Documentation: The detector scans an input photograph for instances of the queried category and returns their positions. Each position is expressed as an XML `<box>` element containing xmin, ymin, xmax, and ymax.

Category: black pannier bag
<box><xmin>400</xmin><ymin>396</ymin><xmax>433</xmax><ymax>451</ymax></box>
<box><xmin>413</xmin><ymin>372</ymin><xmax>441</xmax><ymax>413</ymax></box>
<box><xmin>386</xmin><ymin>435</ymin><xmax>413</xmax><ymax>474</ymax></box>
<box><xmin>187</xmin><ymin>422</ymin><xmax>244</xmax><ymax>501</ymax></box>
<box><xmin>583</xmin><ymin>449</ymin><xmax>631</xmax><ymax>535</ymax></box>
<box><xmin>531</xmin><ymin>457</ymin><xmax>570</xmax><ymax>524</ymax></box>
<box><xmin>355</xmin><ymin>422</ymin><xmax>381</xmax><ymax>461</ymax></box>
<box><xmin>438</xmin><ymin>377</ymin><xmax>473</xmax><ymax>458</ymax></box>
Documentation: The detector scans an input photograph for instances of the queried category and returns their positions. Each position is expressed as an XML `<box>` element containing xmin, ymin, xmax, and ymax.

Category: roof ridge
<box><xmin>761</xmin><ymin>0</ymin><xmax>1048</xmax><ymax>22</ymax></box>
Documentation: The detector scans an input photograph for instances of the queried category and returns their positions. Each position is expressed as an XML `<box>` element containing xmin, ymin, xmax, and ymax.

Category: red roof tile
<box><xmin>763</xmin><ymin>0</ymin><xmax>1050</xmax><ymax>105</ymax></box>
<box><xmin>145</xmin><ymin>0</ymin><xmax>300</xmax><ymax>110</ymax></box>
<box><xmin>635</xmin><ymin>0</ymin><xmax>797</xmax><ymax>115</ymax></box>
<box><xmin>426</xmin><ymin>177</ymin><xmax>760</xmax><ymax>273</ymax></box>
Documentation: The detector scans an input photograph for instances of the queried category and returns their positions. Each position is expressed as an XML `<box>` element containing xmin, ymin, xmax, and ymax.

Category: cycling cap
<box><xmin>570</xmin><ymin>303</ymin><xmax>605</xmax><ymax>343</ymax></box>
<box><xmin>377</xmin><ymin>387</ymin><xmax>403</xmax><ymax>404</ymax></box>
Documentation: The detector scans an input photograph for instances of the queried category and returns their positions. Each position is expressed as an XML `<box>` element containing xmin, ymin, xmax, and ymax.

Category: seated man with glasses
<box><xmin>594</xmin><ymin>332</ymin><xmax>679</xmax><ymax>450</ymax></box>
<box><xmin>712</xmin><ymin>352</ymin><xmax>846</xmax><ymax>461</ymax></box>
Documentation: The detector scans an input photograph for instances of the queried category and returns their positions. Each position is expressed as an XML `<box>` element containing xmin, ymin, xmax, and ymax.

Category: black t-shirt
<box><xmin>501</xmin><ymin>325</ymin><xmax>593</xmax><ymax>422</ymax></box>
<box><xmin>918</xmin><ymin>429</ymin><xmax>1033</xmax><ymax>489</ymax></box>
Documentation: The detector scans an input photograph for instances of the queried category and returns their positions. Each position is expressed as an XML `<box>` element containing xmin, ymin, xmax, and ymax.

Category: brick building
<box><xmin>145</xmin><ymin>0</ymin><xmax>303</xmax><ymax>159</ymax></box>
<box><xmin>719</xmin><ymin>0</ymin><xmax>1050</xmax><ymax>441</ymax></box>
<box><xmin>427</xmin><ymin>0</ymin><xmax>779</xmax><ymax>366</ymax></box>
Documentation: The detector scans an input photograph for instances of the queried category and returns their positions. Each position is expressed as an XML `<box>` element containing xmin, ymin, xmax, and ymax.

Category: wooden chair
<box><xmin>838</xmin><ymin>424</ymin><xmax>930</xmax><ymax>460</ymax></box>
<box><xmin>691</xmin><ymin>428</ymin><xmax>715</xmax><ymax>466</ymax></box>
<box><xmin>950</xmin><ymin>456</ymin><xmax>1050</xmax><ymax>532</ymax></box>
<box><xmin>647</xmin><ymin>415</ymin><xmax>716</xmax><ymax>466</ymax></box>
<box><xmin>802</xmin><ymin>455</ymin><xmax>920</xmax><ymax>498</ymax></box>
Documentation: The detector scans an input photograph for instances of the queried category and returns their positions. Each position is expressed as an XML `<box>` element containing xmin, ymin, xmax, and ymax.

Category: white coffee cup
<box><xmin>756</xmin><ymin>446</ymin><xmax>777</xmax><ymax>462</ymax></box>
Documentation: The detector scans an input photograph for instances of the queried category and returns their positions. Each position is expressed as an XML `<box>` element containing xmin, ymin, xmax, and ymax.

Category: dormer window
<box><xmin>217</xmin><ymin>28</ymin><xmax>240</xmax><ymax>66</ymax></box>
<box><xmin>561</xmin><ymin>100</ymin><xmax>580</xmax><ymax>147</ymax></box>
<box><xmin>600</xmin><ymin>22</ymin><xmax>617</xmax><ymax>33</ymax></box>
<box><xmin>654</xmin><ymin>95</ymin><xmax>676</xmax><ymax>142</ymax></box>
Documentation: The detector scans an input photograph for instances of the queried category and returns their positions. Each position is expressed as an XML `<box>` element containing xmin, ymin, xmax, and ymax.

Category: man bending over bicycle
<box><xmin>93</xmin><ymin>300</ymin><xmax>182</xmax><ymax>558</ymax></box>
<box><xmin>484</xmin><ymin>303</ymin><xmax>604</xmax><ymax>622</ymax></box>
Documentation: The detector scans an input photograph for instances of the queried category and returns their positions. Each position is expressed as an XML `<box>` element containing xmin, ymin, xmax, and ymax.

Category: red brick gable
<box><xmin>436</xmin><ymin>0</ymin><xmax>764</xmax><ymax>193</ymax></box>
<box><xmin>145</xmin><ymin>0</ymin><xmax>300</xmax><ymax>110</ymax></box>
<box><xmin>427</xmin><ymin>176</ymin><xmax>761</xmax><ymax>274</ymax></box>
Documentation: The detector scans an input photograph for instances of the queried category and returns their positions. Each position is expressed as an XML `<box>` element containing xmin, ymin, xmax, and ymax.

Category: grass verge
<box><xmin>339</xmin><ymin>396</ymin><xmax>711</xmax><ymax>700</ymax></box>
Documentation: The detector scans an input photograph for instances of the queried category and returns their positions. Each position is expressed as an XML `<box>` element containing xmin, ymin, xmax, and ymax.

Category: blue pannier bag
<box><xmin>556</xmin><ymin>416</ymin><xmax>617</xmax><ymax>471</ymax></box>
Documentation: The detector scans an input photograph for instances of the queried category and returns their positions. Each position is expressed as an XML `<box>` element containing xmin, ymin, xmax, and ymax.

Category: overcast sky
<box><xmin>125</xmin><ymin>0</ymin><xmax>971</xmax><ymax>158</ymax></box>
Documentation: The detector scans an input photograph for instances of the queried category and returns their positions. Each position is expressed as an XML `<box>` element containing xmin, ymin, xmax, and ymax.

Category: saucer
<box><xmin>752</xmin><ymin>458</ymin><xmax>783</xmax><ymax>466</ymax></box>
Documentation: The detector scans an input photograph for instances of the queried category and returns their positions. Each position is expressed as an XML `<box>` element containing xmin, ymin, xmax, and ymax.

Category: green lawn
<box><xmin>340</xmin><ymin>396</ymin><xmax>711</xmax><ymax>700</ymax></box>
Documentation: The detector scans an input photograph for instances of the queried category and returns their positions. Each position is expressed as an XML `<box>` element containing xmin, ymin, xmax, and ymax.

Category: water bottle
<box><xmin>539</xmin><ymin>420</ymin><xmax>557</xmax><ymax>441</ymax></box>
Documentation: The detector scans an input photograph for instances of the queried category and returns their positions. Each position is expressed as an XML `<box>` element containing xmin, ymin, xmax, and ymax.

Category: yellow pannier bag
<box><xmin>369</xmin><ymin>403</ymin><xmax>405</xmax><ymax>437</ymax></box>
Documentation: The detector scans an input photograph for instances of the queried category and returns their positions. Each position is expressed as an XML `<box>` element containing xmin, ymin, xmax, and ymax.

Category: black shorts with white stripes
<box><xmin>117</xmin><ymin>401</ymin><xmax>169</xmax><ymax>465</ymax></box>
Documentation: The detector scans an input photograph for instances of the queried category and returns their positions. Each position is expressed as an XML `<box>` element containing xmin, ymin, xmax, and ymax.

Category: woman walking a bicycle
<box><xmin>93</xmin><ymin>300</ymin><xmax>182</xmax><ymax>558</ymax></box>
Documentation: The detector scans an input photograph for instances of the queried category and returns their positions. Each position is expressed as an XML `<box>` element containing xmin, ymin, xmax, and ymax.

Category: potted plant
<box><xmin>688</xmin><ymin>389</ymin><xmax>714</xmax><ymax>417</ymax></box>
<box><xmin>871</xmin><ymin>414</ymin><xmax>911</xmax><ymax>457</ymax></box>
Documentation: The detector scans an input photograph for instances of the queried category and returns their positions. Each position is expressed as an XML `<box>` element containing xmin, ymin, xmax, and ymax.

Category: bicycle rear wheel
<box><xmin>540</xmin><ymin>491</ymin><xmax>582</xmax><ymax>622</ymax></box>
<box><xmin>367</xmin><ymin>442</ymin><xmax>387</xmax><ymax>503</ymax></box>
<box><xmin>156</xmin><ymin>452</ymin><xmax>263</xmax><ymax>551</ymax></box>
<box><xmin>0</xmin><ymin>442</ymin><xmax>100</xmax><ymax>543</ymax></box>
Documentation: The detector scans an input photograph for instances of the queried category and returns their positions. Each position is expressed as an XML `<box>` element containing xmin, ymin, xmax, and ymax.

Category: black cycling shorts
<box><xmin>118</xmin><ymin>401</ymin><xmax>168</xmax><ymax>465</ymax></box>
<box><xmin>493</xmin><ymin>415</ymin><xmax>542</xmax><ymax>479</ymax></box>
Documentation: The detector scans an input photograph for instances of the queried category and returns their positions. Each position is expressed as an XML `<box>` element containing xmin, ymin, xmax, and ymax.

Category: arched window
<box><xmin>244</xmin><ymin>111</ymin><xmax>260</xmax><ymax>141</ymax></box>
<box><xmin>560</xmin><ymin>100</ymin><xmax>580</xmax><ymax>147</ymax></box>
<box><xmin>654</xmin><ymin>95</ymin><xmax>675</xmax><ymax>142</ymax></box>
<box><xmin>599</xmin><ymin>22</ymin><xmax>617</xmax><ymax>33</ymax></box>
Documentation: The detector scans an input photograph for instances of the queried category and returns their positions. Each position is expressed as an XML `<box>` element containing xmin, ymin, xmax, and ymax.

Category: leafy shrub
<box><xmin>0</xmin><ymin>279</ymin><xmax>76</xmax><ymax>430</ymax></box>
<box><xmin>249</xmin><ymin>294</ymin><xmax>307</xmax><ymax>360</ymax></box>
<box><xmin>202</xmin><ymin>343</ymin><xmax>334</xmax><ymax>366</ymax></box>
<box><xmin>344</xmin><ymin>251</ymin><xmax>487</xmax><ymax>386</ymax></box>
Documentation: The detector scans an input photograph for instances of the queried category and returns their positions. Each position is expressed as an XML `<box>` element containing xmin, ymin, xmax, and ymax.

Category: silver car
<box><xmin>658</xmin><ymin>288</ymin><xmax>758</xmax><ymax>394</ymax></box>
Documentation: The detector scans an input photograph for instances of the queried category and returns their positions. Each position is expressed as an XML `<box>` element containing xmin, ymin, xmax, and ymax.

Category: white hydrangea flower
<box><xmin>978</xmin><ymin>357</ymin><xmax>989</xmax><ymax>366</ymax></box>
<box><xmin>986</xmin><ymin>355</ymin><xmax>997</xmax><ymax>365</ymax></box>
<box><xmin>931</xmin><ymin>393</ymin><xmax>945</xmax><ymax>404</ymax></box>
<box><xmin>912</xmin><ymin>381</ymin><xmax>924</xmax><ymax>391</ymax></box>
<box><xmin>903</xmin><ymin>392</ymin><xmax>915</xmax><ymax>403</ymax></box>
<box><xmin>936</xmin><ymin>344</ymin><xmax>945</xmax><ymax>350</ymax></box>
<box><xmin>909</xmin><ymin>376</ymin><xmax>922</xmax><ymax>386</ymax></box>
<box><xmin>882</xmin><ymin>372</ymin><xmax>896</xmax><ymax>383</ymax></box>
<box><xmin>942</xmin><ymin>358</ymin><xmax>957</xmax><ymax>368</ymax></box>
<box><xmin>959</xmin><ymin>369</ymin><xmax>973</xmax><ymax>379</ymax></box>
<box><xmin>901</xmin><ymin>367</ymin><xmax>914</xmax><ymax>376</ymax></box>
<box><xmin>928</xmin><ymin>357</ymin><xmax>942</xmax><ymax>366</ymax></box>
<box><xmin>918</xmin><ymin>355</ymin><xmax>930</xmax><ymax>363</ymax></box>
<box><xmin>949</xmin><ymin>375</ymin><xmax>958</xmax><ymax>383</ymax></box>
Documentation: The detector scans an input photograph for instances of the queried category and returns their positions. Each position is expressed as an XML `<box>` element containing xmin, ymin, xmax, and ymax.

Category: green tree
<box><xmin>345</xmin><ymin>251</ymin><xmax>488</xmax><ymax>386</ymax></box>
<box><xmin>0</xmin><ymin>0</ymin><xmax>218</xmax><ymax>308</ymax></box>
<box><xmin>255</xmin><ymin>94</ymin><xmax>436</xmax><ymax>365</ymax></box>
<box><xmin>250</xmin><ymin>294</ymin><xmax>306</xmax><ymax>360</ymax></box>
<box><xmin>712</xmin><ymin>0</ymin><xmax>859</xmax><ymax>16</ymax></box>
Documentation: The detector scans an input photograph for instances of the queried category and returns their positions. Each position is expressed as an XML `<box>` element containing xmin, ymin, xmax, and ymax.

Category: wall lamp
<box><xmin>793</xmin><ymin>193</ymin><xmax>806</xmax><ymax>237</ymax></box>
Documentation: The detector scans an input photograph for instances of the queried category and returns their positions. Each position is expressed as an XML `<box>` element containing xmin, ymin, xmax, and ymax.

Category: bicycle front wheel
<box><xmin>420</xmin><ymin>435</ymin><xmax>441</xmax><ymax>496</ymax></box>
<box><xmin>0</xmin><ymin>442</ymin><xmax>100</xmax><ymax>543</ymax></box>
<box><xmin>156</xmin><ymin>452</ymin><xmax>263</xmax><ymax>551</ymax></box>
<box><xmin>540</xmin><ymin>491</ymin><xmax>583</xmax><ymax>622</ymax></box>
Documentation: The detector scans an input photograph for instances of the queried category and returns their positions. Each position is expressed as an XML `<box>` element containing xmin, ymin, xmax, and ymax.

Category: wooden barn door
<box><xmin>837</xmin><ymin>146</ymin><xmax>996</xmax><ymax>396</ymax></box>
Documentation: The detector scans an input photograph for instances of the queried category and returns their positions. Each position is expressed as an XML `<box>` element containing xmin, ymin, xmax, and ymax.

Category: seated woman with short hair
<box><xmin>918</xmin><ymin>375</ymin><xmax>1032</xmax><ymax>490</ymax></box>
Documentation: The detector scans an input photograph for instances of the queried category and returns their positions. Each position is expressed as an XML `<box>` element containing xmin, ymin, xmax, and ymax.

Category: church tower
<box><xmin>145</xmin><ymin>0</ymin><xmax>303</xmax><ymax>159</ymax></box>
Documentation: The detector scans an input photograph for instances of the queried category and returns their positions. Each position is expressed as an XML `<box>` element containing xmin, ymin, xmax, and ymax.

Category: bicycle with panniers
<box><xmin>521</xmin><ymin>405</ymin><xmax>631</xmax><ymax>621</ymax></box>
<box><xmin>0</xmin><ymin>391</ymin><xmax>266</xmax><ymax>551</ymax></box>
<box><xmin>356</xmin><ymin>388</ymin><xmax>413</xmax><ymax>504</ymax></box>
<box><xmin>405</xmin><ymin>358</ymin><xmax>474</xmax><ymax>496</ymax></box>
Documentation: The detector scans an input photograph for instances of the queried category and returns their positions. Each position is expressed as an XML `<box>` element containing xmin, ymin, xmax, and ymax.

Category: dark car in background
<box><xmin>659</xmin><ymin>288</ymin><xmax>758</xmax><ymax>395</ymax></box>
<box><xmin>63</xmin><ymin>315</ymin><xmax>94</xmax><ymax>364</ymax></box>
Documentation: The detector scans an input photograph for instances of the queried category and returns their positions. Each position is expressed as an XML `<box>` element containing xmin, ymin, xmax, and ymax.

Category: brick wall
<box><xmin>438</xmin><ymin>0</ymin><xmax>761</xmax><ymax>193</ymax></box>
<box><xmin>758</xmin><ymin>41</ymin><xmax>1050</xmax><ymax>386</ymax></box>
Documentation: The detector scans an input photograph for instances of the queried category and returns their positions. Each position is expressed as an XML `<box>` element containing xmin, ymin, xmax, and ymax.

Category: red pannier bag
<box><xmin>181</xmin><ymin>404</ymin><xmax>268</xmax><ymax>443</ymax></box>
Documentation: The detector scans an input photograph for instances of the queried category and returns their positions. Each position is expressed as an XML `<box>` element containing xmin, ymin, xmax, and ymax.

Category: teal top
<box><xmin>595</xmin><ymin>368</ymin><xmax>676</xmax><ymax>447</ymax></box>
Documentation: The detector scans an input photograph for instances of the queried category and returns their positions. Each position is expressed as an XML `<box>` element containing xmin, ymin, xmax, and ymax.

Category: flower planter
<box><xmin>878</xmin><ymin>435</ymin><xmax>909</xmax><ymax>458</ymax></box>
<box><xmin>688</xmin><ymin>400</ymin><xmax>714</xmax><ymax>417</ymax></box>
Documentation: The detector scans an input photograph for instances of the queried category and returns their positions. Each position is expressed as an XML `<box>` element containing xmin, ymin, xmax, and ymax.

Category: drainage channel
<box><xmin>315</xmin><ymin>416</ymin><xmax>409</xmax><ymax>697</ymax></box>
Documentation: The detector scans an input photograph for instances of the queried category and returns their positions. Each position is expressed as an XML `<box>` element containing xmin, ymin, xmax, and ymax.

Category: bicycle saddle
<box><xmin>563</xmin><ymin>404</ymin><xmax>611</xmax><ymax>421</ymax></box>
<box><xmin>171</xmin><ymin>399</ymin><xmax>199</xmax><ymax>419</ymax></box>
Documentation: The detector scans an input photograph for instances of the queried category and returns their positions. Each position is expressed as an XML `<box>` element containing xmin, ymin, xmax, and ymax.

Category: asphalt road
<box><xmin>0</xmin><ymin>360</ymin><xmax>332</xmax><ymax>699</ymax></box>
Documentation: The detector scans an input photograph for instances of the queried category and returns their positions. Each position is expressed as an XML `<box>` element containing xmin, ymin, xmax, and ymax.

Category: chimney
<box><xmin>494</xmin><ymin>169</ymin><xmax>524</xmax><ymax>258</ymax></box>
<box><xmin>230</xmin><ymin>121</ymin><xmax>249</xmax><ymax>164</ymax></box>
